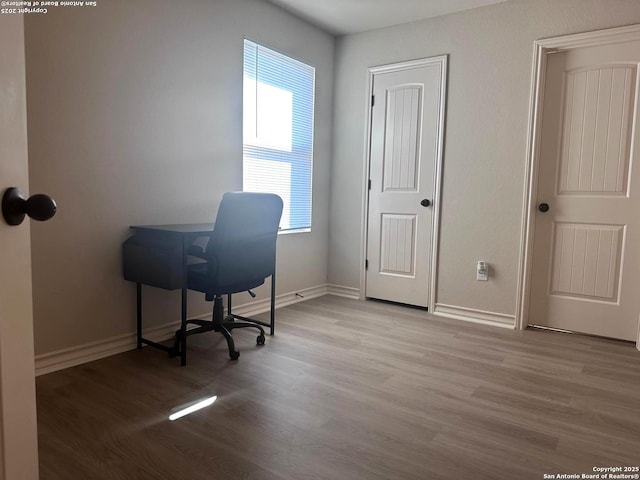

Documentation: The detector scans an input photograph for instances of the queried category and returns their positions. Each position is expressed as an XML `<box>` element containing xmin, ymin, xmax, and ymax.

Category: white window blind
<box><xmin>243</xmin><ymin>39</ymin><xmax>315</xmax><ymax>231</ymax></box>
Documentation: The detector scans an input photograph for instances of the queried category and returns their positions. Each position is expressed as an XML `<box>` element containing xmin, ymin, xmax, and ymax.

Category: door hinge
<box><xmin>365</xmin><ymin>259</ymin><xmax>369</xmax><ymax>270</ymax></box>
<box><xmin>371</xmin><ymin>95</ymin><xmax>375</xmax><ymax>107</ymax></box>
<box><xmin>368</xmin><ymin>179</ymin><xmax>371</xmax><ymax>190</ymax></box>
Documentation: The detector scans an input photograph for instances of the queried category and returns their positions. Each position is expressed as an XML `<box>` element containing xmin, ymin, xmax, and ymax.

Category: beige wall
<box><xmin>329</xmin><ymin>0</ymin><xmax>640</xmax><ymax>318</ymax></box>
<box><xmin>25</xmin><ymin>0</ymin><xmax>334</xmax><ymax>355</ymax></box>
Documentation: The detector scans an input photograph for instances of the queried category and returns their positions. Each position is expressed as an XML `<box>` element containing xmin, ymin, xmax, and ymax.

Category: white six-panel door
<box><xmin>366</xmin><ymin>58</ymin><xmax>446</xmax><ymax>308</ymax></box>
<box><xmin>529</xmin><ymin>40</ymin><xmax>640</xmax><ymax>341</ymax></box>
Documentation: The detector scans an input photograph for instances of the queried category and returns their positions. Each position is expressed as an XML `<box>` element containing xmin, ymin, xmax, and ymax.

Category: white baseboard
<box><xmin>233</xmin><ymin>284</ymin><xmax>328</xmax><ymax>317</ymax></box>
<box><xmin>35</xmin><ymin>284</ymin><xmax>329</xmax><ymax>376</ymax></box>
<box><xmin>327</xmin><ymin>284</ymin><xmax>361</xmax><ymax>299</ymax></box>
<box><xmin>433</xmin><ymin>303</ymin><xmax>515</xmax><ymax>329</ymax></box>
<box><xmin>34</xmin><ymin>321</ymin><xmax>180</xmax><ymax>377</ymax></box>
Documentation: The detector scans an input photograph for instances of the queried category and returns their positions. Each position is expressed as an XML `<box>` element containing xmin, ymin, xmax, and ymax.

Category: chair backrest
<box><xmin>205</xmin><ymin>192</ymin><xmax>283</xmax><ymax>291</ymax></box>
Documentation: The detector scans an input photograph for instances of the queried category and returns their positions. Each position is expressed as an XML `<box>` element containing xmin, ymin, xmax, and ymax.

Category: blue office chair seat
<box><xmin>186</xmin><ymin>262</ymin><xmax>266</xmax><ymax>298</ymax></box>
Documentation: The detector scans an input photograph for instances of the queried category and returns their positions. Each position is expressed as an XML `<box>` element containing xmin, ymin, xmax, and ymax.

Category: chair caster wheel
<box><xmin>229</xmin><ymin>350</ymin><xmax>240</xmax><ymax>360</ymax></box>
<box><xmin>257</xmin><ymin>334</ymin><xmax>266</xmax><ymax>346</ymax></box>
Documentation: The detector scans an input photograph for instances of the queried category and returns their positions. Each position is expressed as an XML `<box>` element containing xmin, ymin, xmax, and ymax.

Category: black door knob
<box><xmin>538</xmin><ymin>203</ymin><xmax>550</xmax><ymax>213</ymax></box>
<box><xmin>2</xmin><ymin>187</ymin><xmax>57</xmax><ymax>226</ymax></box>
<box><xmin>420</xmin><ymin>199</ymin><xmax>432</xmax><ymax>207</ymax></box>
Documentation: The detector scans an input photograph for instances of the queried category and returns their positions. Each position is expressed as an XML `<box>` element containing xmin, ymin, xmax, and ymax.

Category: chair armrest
<box><xmin>188</xmin><ymin>233</ymin><xmax>214</xmax><ymax>259</ymax></box>
<box><xmin>188</xmin><ymin>244</ymin><xmax>207</xmax><ymax>259</ymax></box>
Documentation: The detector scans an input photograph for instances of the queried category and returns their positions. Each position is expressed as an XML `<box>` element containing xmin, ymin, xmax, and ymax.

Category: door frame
<box><xmin>359</xmin><ymin>55</ymin><xmax>448</xmax><ymax>312</ymax></box>
<box><xmin>516</xmin><ymin>23</ymin><xmax>640</xmax><ymax>350</ymax></box>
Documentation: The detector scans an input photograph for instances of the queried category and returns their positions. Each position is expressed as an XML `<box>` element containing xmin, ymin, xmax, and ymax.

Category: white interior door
<box><xmin>366</xmin><ymin>58</ymin><xmax>446</xmax><ymax>308</ymax></box>
<box><xmin>0</xmin><ymin>13</ymin><xmax>40</xmax><ymax>480</ymax></box>
<box><xmin>529</xmin><ymin>40</ymin><xmax>640</xmax><ymax>341</ymax></box>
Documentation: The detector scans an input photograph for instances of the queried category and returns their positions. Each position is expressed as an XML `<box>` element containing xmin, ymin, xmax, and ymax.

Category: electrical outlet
<box><xmin>477</xmin><ymin>261</ymin><xmax>488</xmax><ymax>281</ymax></box>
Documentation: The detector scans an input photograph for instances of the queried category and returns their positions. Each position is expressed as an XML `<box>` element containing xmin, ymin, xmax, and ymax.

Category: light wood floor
<box><xmin>37</xmin><ymin>295</ymin><xmax>640</xmax><ymax>479</ymax></box>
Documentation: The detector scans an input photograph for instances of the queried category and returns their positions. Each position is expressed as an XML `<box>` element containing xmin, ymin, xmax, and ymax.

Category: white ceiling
<box><xmin>266</xmin><ymin>0</ymin><xmax>509</xmax><ymax>35</ymax></box>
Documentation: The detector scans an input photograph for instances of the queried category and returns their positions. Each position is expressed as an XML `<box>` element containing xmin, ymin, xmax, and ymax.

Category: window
<box><xmin>243</xmin><ymin>39</ymin><xmax>315</xmax><ymax>231</ymax></box>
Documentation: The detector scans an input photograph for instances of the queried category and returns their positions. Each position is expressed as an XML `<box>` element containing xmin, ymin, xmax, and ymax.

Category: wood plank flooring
<box><xmin>36</xmin><ymin>295</ymin><xmax>640</xmax><ymax>479</ymax></box>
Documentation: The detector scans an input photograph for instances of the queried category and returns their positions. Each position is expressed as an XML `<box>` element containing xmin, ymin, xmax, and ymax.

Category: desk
<box><xmin>123</xmin><ymin>223</ymin><xmax>213</xmax><ymax>365</ymax></box>
<box><xmin>123</xmin><ymin>223</ymin><xmax>276</xmax><ymax>366</ymax></box>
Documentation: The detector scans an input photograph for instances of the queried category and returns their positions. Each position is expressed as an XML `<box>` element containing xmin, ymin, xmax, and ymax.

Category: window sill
<box><xmin>278</xmin><ymin>227</ymin><xmax>311</xmax><ymax>235</ymax></box>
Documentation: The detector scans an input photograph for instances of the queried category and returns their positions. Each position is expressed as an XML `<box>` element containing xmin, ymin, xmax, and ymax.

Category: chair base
<box><xmin>173</xmin><ymin>296</ymin><xmax>266</xmax><ymax>360</ymax></box>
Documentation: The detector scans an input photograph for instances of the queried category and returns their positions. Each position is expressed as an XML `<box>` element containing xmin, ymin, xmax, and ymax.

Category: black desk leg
<box><xmin>180</xmin><ymin>288</ymin><xmax>187</xmax><ymax>366</ymax></box>
<box><xmin>270</xmin><ymin>274</ymin><xmax>275</xmax><ymax>336</ymax></box>
<box><xmin>136</xmin><ymin>283</ymin><xmax>142</xmax><ymax>349</ymax></box>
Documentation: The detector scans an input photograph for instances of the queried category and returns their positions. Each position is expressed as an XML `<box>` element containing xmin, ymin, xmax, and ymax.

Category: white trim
<box><xmin>516</xmin><ymin>39</ymin><xmax>548</xmax><ymax>331</ymax></box>
<box><xmin>359</xmin><ymin>67</ymin><xmax>374</xmax><ymax>301</ymax></box>
<box><xmin>535</xmin><ymin>23</ymin><xmax>640</xmax><ymax>50</ymax></box>
<box><xmin>35</xmin><ymin>284</ymin><xmax>329</xmax><ymax>376</ymax></box>
<box><xmin>369</xmin><ymin>57</ymin><xmax>446</xmax><ymax>74</ymax></box>
<box><xmin>361</xmin><ymin>55</ymin><xmax>448</xmax><ymax>310</ymax></box>
<box><xmin>429</xmin><ymin>56</ymin><xmax>448</xmax><ymax>313</ymax></box>
<box><xmin>516</xmin><ymin>24</ymin><xmax>640</xmax><ymax>349</ymax></box>
<box><xmin>34</xmin><ymin>322</ymin><xmax>179</xmax><ymax>377</ymax></box>
<box><xmin>235</xmin><ymin>284</ymin><xmax>327</xmax><ymax>317</ymax></box>
<box><xmin>433</xmin><ymin>303</ymin><xmax>516</xmax><ymax>329</ymax></box>
<box><xmin>327</xmin><ymin>284</ymin><xmax>361</xmax><ymax>299</ymax></box>
<box><xmin>278</xmin><ymin>227</ymin><xmax>311</xmax><ymax>235</ymax></box>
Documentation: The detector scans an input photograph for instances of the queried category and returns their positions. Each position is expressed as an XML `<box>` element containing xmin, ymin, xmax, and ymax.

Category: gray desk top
<box><xmin>130</xmin><ymin>223</ymin><xmax>214</xmax><ymax>234</ymax></box>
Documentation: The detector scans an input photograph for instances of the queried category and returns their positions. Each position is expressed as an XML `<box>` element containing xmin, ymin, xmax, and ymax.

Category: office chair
<box><xmin>174</xmin><ymin>192</ymin><xmax>283</xmax><ymax>361</ymax></box>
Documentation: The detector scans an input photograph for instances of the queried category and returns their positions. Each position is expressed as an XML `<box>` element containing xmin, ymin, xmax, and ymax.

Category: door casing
<box><xmin>517</xmin><ymin>23</ymin><xmax>640</xmax><ymax>350</ymax></box>
<box><xmin>360</xmin><ymin>56</ymin><xmax>448</xmax><ymax>312</ymax></box>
